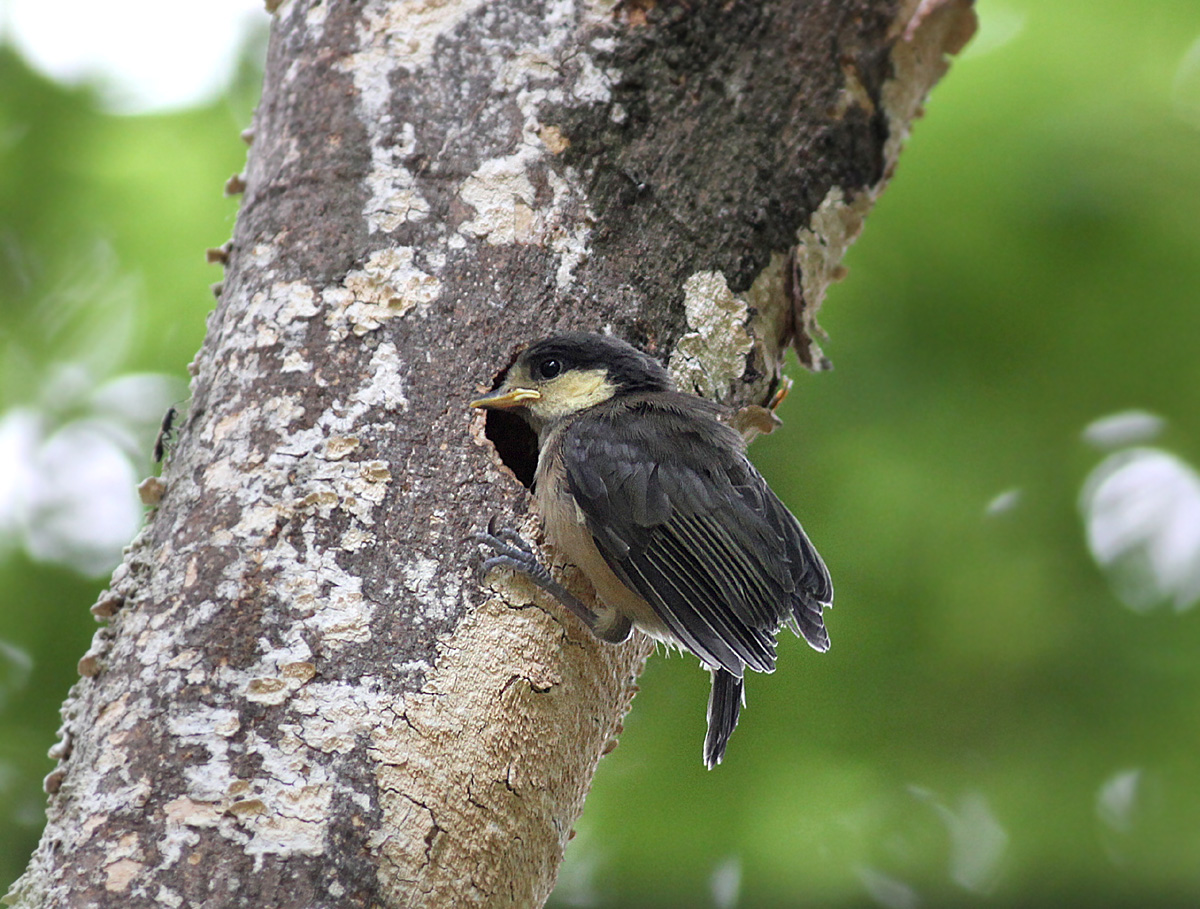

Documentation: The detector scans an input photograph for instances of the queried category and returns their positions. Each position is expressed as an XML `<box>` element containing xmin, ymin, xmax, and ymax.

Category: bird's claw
<box><xmin>473</xmin><ymin>522</ymin><xmax>541</xmax><ymax>578</ymax></box>
<box><xmin>473</xmin><ymin>518</ymin><xmax>597</xmax><ymax>628</ymax></box>
<box><xmin>474</xmin><ymin>516</ymin><xmax>536</xmax><ymax>557</ymax></box>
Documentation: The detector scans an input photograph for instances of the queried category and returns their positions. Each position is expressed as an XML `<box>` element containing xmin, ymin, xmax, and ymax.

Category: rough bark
<box><xmin>6</xmin><ymin>0</ymin><xmax>974</xmax><ymax>906</ymax></box>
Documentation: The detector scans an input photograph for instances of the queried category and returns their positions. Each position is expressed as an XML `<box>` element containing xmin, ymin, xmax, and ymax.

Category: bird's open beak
<box><xmin>470</xmin><ymin>386</ymin><xmax>542</xmax><ymax>409</ymax></box>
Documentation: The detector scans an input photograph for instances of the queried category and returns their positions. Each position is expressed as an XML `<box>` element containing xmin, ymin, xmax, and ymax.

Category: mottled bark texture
<box><xmin>7</xmin><ymin>0</ymin><xmax>974</xmax><ymax>906</ymax></box>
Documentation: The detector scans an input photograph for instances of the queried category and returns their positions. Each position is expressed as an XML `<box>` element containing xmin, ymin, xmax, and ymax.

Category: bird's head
<box><xmin>471</xmin><ymin>333</ymin><xmax>674</xmax><ymax>435</ymax></box>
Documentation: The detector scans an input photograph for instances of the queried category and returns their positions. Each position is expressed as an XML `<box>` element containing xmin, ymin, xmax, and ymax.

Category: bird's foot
<box><xmin>473</xmin><ymin>517</ymin><xmax>601</xmax><ymax>631</ymax></box>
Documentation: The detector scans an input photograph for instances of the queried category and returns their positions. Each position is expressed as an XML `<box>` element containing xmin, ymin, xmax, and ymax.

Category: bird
<box><xmin>471</xmin><ymin>331</ymin><xmax>832</xmax><ymax>768</ymax></box>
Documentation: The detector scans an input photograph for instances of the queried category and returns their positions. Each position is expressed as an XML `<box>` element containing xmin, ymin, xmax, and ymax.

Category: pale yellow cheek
<box><xmin>529</xmin><ymin>370</ymin><xmax>616</xmax><ymax>422</ymax></box>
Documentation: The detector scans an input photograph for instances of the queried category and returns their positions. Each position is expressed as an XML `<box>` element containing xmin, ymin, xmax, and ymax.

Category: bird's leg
<box><xmin>474</xmin><ymin>517</ymin><xmax>604</xmax><ymax>632</ymax></box>
<box><xmin>729</xmin><ymin>376</ymin><xmax>792</xmax><ymax>443</ymax></box>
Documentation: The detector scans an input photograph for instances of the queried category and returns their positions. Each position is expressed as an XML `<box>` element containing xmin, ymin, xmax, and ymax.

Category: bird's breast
<box><xmin>534</xmin><ymin>431</ymin><xmax>668</xmax><ymax>640</ymax></box>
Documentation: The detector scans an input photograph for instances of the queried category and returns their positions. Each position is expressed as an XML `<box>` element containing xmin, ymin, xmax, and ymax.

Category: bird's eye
<box><xmin>536</xmin><ymin>358</ymin><xmax>563</xmax><ymax>380</ymax></box>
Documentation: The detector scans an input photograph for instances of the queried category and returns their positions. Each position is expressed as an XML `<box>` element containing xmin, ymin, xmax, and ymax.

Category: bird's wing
<box><xmin>562</xmin><ymin>394</ymin><xmax>832</xmax><ymax>676</ymax></box>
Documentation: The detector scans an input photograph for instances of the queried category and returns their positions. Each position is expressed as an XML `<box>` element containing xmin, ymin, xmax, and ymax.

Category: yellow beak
<box><xmin>470</xmin><ymin>386</ymin><xmax>542</xmax><ymax>409</ymax></box>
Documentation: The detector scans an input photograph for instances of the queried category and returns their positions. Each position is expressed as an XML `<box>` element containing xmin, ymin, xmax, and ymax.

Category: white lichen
<box><xmin>364</xmin><ymin>125</ymin><xmax>431</xmax><ymax>233</ymax></box>
<box><xmin>402</xmin><ymin>555</ymin><xmax>461</xmax><ymax>624</ymax></box>
<box><xmin>458</xmin><ymin>155</ymin><xmax>539</xmax><ymax>245</ymax></box>
<box><xmin>790</xmin><ymin>187</ymin><xmax>873</xmax><ymax>366</ymax></box>
<box><xmin>337</xmin><ymin>0</ymin><xmax>482</xmax><ymax>234</ymax></box>
<box><xmin>669</xmin><ymin>272</ymin><xmax>755</xmax><ymax>398</ymax></box>
<box><xmin>446</xmin><ymin>0</ymin><xmax>612</xmax><ymax>288</ymax></box>
<box><xmin>331</xmin><ymin>248</ymin><xmax>442</xmax><ymax>338</ymax></box>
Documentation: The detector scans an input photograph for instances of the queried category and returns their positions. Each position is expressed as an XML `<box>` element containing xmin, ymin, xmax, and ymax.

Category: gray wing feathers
<box><xmin>563</xmin><ymin>395</ymin><xmax>832</xmax><ymax>676</ymax></box>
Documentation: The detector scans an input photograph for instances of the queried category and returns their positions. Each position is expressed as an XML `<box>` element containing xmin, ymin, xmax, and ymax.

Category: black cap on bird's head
<box><xmin>516</xmin><ymin>333</ymin><xmax>674</xmax><ymax>397</ymax></box>
<box><xmin>472</xmin><ymin>332</ymin><xmax>674</xmax><ymax>424</ymax></box>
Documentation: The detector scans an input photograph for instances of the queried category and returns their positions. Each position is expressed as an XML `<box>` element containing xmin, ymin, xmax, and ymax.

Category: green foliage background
<box><xmin>3</xmin><ymin>2</ymin><xmax>1199</xmax><ymax>905</ymax></box>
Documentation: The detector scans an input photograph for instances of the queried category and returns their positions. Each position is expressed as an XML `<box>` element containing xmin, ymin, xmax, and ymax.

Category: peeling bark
<box><xmin>6</xmin><ymin>0</ymin><xmax>974</xmax><ymax>906</ymax></box>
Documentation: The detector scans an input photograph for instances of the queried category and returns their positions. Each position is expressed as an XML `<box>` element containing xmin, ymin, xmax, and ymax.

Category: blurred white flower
<box><xmin>856</xmin><ymin>865</ymin><xmax>919</xmax><ymax>909</ymax></box>
<box><xmin>959</xmin><ymin>2</ymin><xmax>1026</xmax><ymax>60</ymax></box>
<box><xmin>1082</xmin><ymin>410</ymin><xmax>1165</xmax><ymax>450</ymax></box>
<box><xmin>1</xmin><ymin>0</ymin><xmax>267</xmax><ymax>113</ymax></box>
<box><xmin>984</xmin><ymin>487</ymin><xmax>1021</xmax><ymax>517</ymax></box>
<box><xmin>0</xmin><ymin>372</ymin><xmax>183</xmax><ymax>576</ymax></box>
<box><xmin>1096</xmin><ymin>768</ymin><xmax>1142</xmax><ymax>836</ymax></box>
<box><xmin>909</xmin><ymin>786</ymin><xmax>1007</xmax><ymax>895</ymax></box>
<box><xmin>1081</xmin><ymin>448</ymin><xmax>1200</xmax><ymax>612</ymax></box>
<box><xmin>710</xmin><ymin>855</ymin><xmax>742</xmax><ymax>909</ymax></box>
<box><xmin>21</xmin><ymin>420</ymin><xmax>142</xmax><ymax>576</ymax></box>
<box><xmin>0</xmin><ymin>409</ymin><xmax>39</xmax><ymax>540</ymax></box>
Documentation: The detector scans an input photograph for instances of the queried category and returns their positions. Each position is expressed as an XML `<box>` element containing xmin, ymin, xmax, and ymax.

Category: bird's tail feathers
<box><xmin>704</xmin><ymin>669</ymin><xmax>744</xmax><ymax>769</ymax></box>
<box><xmin>792</xmin><ymin>597</ymin><xmax>830</xmax><ymax>652</ymax></box>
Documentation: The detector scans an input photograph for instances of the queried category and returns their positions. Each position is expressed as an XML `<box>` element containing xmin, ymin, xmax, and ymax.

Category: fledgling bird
<box><xmin>472</xmin><ymin>332</ymin><xmax>832</xmax><ymax>767</ymax></box>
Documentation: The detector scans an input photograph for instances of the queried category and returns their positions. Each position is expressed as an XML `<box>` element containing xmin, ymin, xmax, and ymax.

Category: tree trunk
<box><xmin>6</xmin><ymin>0</ymin><xmax>974</xmax><ymax>906</ymax></box>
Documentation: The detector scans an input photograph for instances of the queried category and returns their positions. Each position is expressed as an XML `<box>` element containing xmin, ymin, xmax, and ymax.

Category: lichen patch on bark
<box><xmin>790</xmin><ymin>187</ymin><xmax>873</xmax><ymax>370</ymax></box>
<box><xmin>887</xmin><ymin>0</ymin><xmax>978</xmax><ymax>165</ymax></box>
<box><xmin>334</xmin><ymin>248</ymin><xmax>443</xmax><ymax>336</ymax></box>
<box><xmin>669</xmin><ymin>271</ymin><xmax>755</xmax><ymax>399</ymax></box>
<box><xmin>785</xmin><ymin>0</ymin><xmax>977</xmax><ymax>372</ymax></box>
